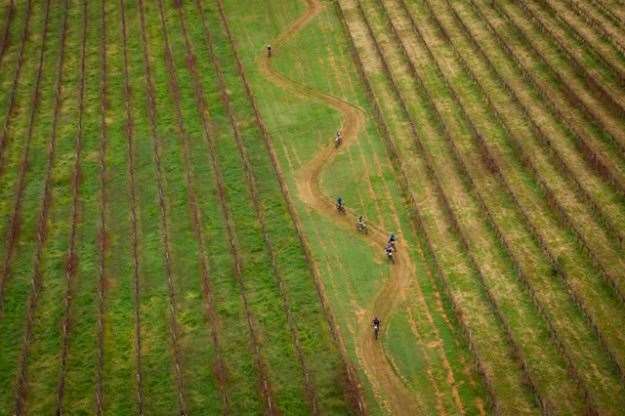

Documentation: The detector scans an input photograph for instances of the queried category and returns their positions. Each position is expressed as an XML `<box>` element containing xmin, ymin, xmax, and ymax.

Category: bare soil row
<box><xmin>338</xmin><ymin>0</ymin><xmax>625</xmax><ymax>412</ymax></box>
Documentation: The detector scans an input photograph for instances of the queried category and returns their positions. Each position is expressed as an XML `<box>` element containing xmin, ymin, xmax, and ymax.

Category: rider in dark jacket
<box><xmin>372</xmin><ymin>317</ymin><xmax>381</xmax><ymax>339</ymax></box>
<box><xmin>336</xmin><ymin>197</ymin><xmax>344</xmax><ymax>212</ymax></box>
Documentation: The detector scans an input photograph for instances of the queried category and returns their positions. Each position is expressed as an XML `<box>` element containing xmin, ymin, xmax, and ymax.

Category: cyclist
<box><xmin>335</xmin><ymin>130</ymin><xmax>342</xmax><ymax>147</ymax></box>
<box><xmin>356</xmin><ymin>215</ymin><xmax>367</xmax><ymax>233</ymax></box>
<box><xmin>372</xmin><ymin>316</ymin><xmax>381</xmax><ymax>339</ymax></box>
<box><xmin>385</xmin><ymin>243</ymin><xmax>395</xmax><ymax>263</ymax></box>
<box><xmin>336</xmin><ymin>197</ymin><xmax>345</xmax><ymax>213</ymax></box>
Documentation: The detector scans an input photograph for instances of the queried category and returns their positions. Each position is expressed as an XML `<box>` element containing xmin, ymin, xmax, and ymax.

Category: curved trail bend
<box><xmin>257</xmin><ymin>0</ymin><xmax>421</xmax><ymax>414</ymax></box>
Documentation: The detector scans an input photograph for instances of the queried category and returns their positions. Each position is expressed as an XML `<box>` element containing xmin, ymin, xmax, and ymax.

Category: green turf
<box><xmin>0</xmin><ymin>0</ymin><xmax>624</xmax><ymax>414</ymax></box>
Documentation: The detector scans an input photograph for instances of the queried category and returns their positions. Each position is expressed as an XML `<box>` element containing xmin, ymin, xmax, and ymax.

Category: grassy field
<box><xmin>0</xmin><ymin>0</ymin><xmax>624</xmax><ymax>414</ymax></box>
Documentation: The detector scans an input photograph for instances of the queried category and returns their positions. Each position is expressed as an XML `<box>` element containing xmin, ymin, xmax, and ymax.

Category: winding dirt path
<box><xmin>257</xmin><ymin>0</ymin><xmax>421</xmax><ymax>414</ymax></box>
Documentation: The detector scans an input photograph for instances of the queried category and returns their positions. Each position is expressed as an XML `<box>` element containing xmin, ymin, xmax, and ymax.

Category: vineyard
<box><xmin>0</xmin><ymin>0</ymin><xmax>624</xmax><ymax>414</ymax></box>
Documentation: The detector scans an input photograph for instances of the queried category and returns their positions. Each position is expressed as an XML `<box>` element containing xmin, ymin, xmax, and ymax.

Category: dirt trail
<box><xmin>257</xmin><ymin>0</ymin><xmax>421</xmax><ymax>414</ymax></box>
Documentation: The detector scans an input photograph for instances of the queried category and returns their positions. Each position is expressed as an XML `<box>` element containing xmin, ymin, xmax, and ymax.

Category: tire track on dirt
<box><xmin>13</xmin><ymin>0</ymin><xmax>68</xmax><ymax>412</ymax></box>
<box><xmin>373</xmin><ymin>155</ymin><xmax>469</xmax><ymax>415</ymax></box>
<box><xmin>335</xmin><ymin>0</ymin><xmax>540</xmax><ymax>412</ymax></box>
<box><xmin>256</xmin><ymin>0</ymin><xmax>422</xmax><ymax>414</ymax></box>
<box><xmin>213</xmin><ymin>0</ymin><xmax>365</xmax><ymax>412</ymax></box>
<box><xmin>354</xmin><ymin>0</ymin><xmax>564</xmax><ymax>411</ymax></box>
<box><xmin>118</xmin><ymin>1</ymin><xmax>145</xmax><ymax>412</ymax></box>
<box><xmin>338</xmin><ymin>5</ymin><xmax>469</xmax><ymax>411</ymax></box>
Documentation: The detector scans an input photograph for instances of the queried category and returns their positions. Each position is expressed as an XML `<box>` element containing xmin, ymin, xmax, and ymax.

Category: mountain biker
<box><xmin>267</xmin><ymin>44</ymin><xmax>272</xmax><ymax>58</ymax></box>
<box><xmin>387</xmin><ymin>233</ymin><xmax>397</xmax><ymax>249</ymax></box>
<box><xmin>385</xmin><ymin>244</ymin><xmax>395</xmax><ymax>263</ymax></box>
<box><xmin>372</xmin><ymin>316</ymin><xmax>381</xmax><ymax>339</ymax></box>
<box><xmin>336</xmin><ymin>197</ymin><xmax>345</xmax><ymax>213</ymax></box>
<box><xmin>335</xmin><ymin>129</ymin><xmax>342</xmax><ymax>147</ymax></box>
<box><xmin>356</xmin><ymin>215</ymin><xmax>366</xmax><ymax>232</ymax></box>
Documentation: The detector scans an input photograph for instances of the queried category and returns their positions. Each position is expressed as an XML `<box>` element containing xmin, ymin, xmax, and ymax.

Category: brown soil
<box><xmin>258</xmin><ymin>0</ymin><xmax>422</xmax><ymax>413</ymax></box>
